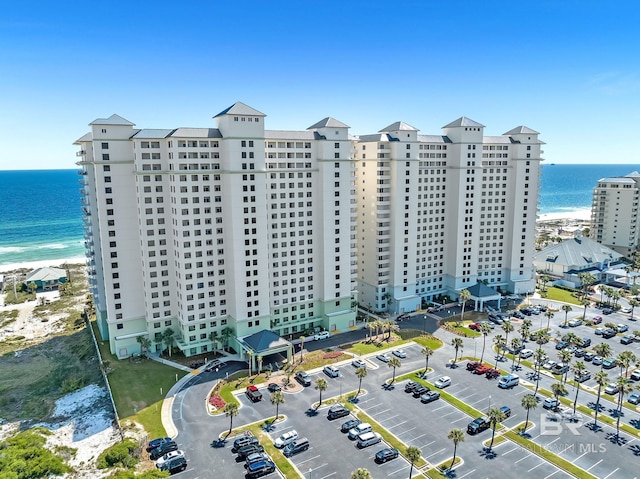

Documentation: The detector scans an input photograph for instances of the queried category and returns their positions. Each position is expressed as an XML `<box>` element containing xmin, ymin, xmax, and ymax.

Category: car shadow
<box><xmin>211</xmin><ymin>439</ymin><xmax>226</xmax><ymax>448</ymax></box>
<box><xmin>305</xmin><ymin>408</ymin><xmax>319</xmax><ymax>417</ymax></box>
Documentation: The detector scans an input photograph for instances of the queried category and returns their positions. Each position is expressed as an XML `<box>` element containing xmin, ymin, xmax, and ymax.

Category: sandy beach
<box><xmin>0</xmin><ymin>257</ymin><xmax>85</xmax><ymax>274</ymax></box>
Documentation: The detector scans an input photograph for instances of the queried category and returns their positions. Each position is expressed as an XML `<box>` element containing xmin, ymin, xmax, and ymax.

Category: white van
<box><xmin>348</xmin><ymin>422</ymin><xmax>372</xmax><ymax>440</ymax></box>
<box><xmin>498</xmin><ymin>374</ymin><xmax>519</xmax><ymax>389</ymax></box>
<box><xmin>357</xmin><ymin>432</ymin><xmax>382</xmax><ymax>448</ymax></box>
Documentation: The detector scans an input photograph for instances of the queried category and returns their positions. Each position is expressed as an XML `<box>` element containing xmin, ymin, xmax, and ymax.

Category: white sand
<box><xmin>0</xmin><ymin>257</ymin><xmax>85</xmax><ymax>274</ymax></box>
<box><xmin>537</xmin><ymin>209</ymin><xmax>591</xmax><ymax>222</ymax></box>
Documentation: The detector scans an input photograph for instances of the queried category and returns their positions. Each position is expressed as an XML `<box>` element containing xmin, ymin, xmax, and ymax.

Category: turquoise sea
<box><xmin>0</xmin><ymin>165</ymin><xmax>637</xmax><ymax>267</ymax></box>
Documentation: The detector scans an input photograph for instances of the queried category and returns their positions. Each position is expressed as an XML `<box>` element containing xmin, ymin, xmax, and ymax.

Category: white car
<box><xmin>543</xmin><ymin>397</ymin><xmax>560</xmax><ymax>410</ymax></box>
<box><xmin>519</xmin><ymin>349</ymin><xmax>534</xmax><ymax>359</ymax></box>
<box><xmin>274</xmin><ymin>430</ymin><xmax>299</xmax><ymax>448</ymax></box>
<box><xmin>393</xmin><ymin>349</ymin><xmax>407</xmax><ymax>359</ymax></box>
<box><xmin>604</xmin><ymin>384</ymin><xmax>619</xmax><ymax>395</ymax></box>
<box><xmin>434</xmin><ymin>376</ymin><xmax>452</xmax><ymax>388</ymax></box>
<box><xmin>376</xmin><ymin>353</ymin><xmax>391</xmax><ymax>363</ymax></box>
<box><xmin>155</xmin><ymin>450</ymin><xmax>184</xmax><ymax>467</ymax></box>
<box><xmin>542</xmin><ymin>359</ymin><xmax>556</xmax><ymax>370</ymax></box>
<box><xmin>621</xmin><ymin>307</ymin><xmax>632</xmax><ymax>314</ymax></box>
<box><xmin>313</xmin><ymin>331</ymin><xmax>330</xmax><ymax>340</ymax></box>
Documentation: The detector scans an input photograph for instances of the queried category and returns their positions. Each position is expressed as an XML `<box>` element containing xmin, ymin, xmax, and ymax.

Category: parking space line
<box><xmin>469</xmin><ymin>397</ymin><xmax>489</xmax><ymax>407</ymax></box>
<box><xmin>571</xmin><ymin>449</ymin><xmax>591</xmax><ymax>464</ymax></box>
<box><xmin>379</xmin><ymin>414</ymin><xmax>400</xmax><ymax>423</ymax></box>
<box><xmin>432</xmin><ymin>404</ymin><xmax>449</xmax><ymax>412</ymax></box>
<box><xmin>296</xmin><ymin>455</ymin><xmax>321</xmax><ymax>465</ymax></box>
<box><xmin>543</xmin><ymin>470</ymin><xmax>559</xmax><ymax>479</ymax></box>
<box><xmin>387</xmin><ymin>420</ymin><xmax>408</xmax><ymax>430</ymax></box>
<box><xmin>514</xmin><ymin>452</ymin><xmax>532</xmax><ymax>464</ymax></box>
<box><xmin>395</xmin><ymin>426</ymin><xmax>416</xmax><ymax>436</ymax></box>
<box><xmin>527</xmin><ymin>462</ymin><xmax>544</xmax><ymax>473</ymax></box>
<box><xmin>586</xmin><ymin>459</ymin><xmax>603</xmax><ymax>471</ymax></box>
<box><xmin>450</xmin><ymin>416</ymin><xmax>469</xmax><ymax>424</ymax></box>
<box><xmin>441</xmin><ymin>410</ymin><xmax>458</xmax><ymax>418</ymax></box>
<box><xmin>501</xmin><ymin>446</ymin><xmax>519</xmax><ymax>456</ymax></box>
<box><xmin>318</xmin><ymin>472</ymin><xmax>336</xmax><ymax>479</ymax></box>
<box><xmin>603</xmin><ymin>468</ymin><xmax>619</xmax><ymax>479</ymax></box>
<box><xmin>388</xmin><ymin>465</ymin><xmax>410</xmax><ymax>475</ymax></box>
<box><xmin>457</xmin><ymin>469</ymin><xmax>477</xmax><ymax>479</ymax></box>
<box><xmin>425</xmin><ymin>448</ymin><xmax>446</xmax><ymax>459</ymax></box>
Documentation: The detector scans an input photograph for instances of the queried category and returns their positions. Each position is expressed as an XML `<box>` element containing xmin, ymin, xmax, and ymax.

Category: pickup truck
<box><xmin>245</xmin><ymin>385</ymin><xmax>263</xmax><ymax>402</ymax></box>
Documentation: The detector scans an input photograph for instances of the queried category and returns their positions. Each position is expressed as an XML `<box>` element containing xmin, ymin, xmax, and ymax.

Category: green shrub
<box><xmin>61</xmin><ymin>377</ymin><xmax>85</xmax><ymax>394</ymax></box>
<box><xmin>97</xmin><ymin>438</ymin><xmax>140</xmax><ymax>469</ymax></box>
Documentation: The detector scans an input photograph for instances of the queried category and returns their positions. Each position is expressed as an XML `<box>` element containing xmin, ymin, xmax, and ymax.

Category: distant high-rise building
<box><xmin>354</xmin><ymin>119</ymin><xmax>543</xmax><ymax>313</ymax></box>
<box><xmin>76</xmin><ymin>103</ymin><xmax>543</xmax><ymax>358</ymax></box>
<box><xmin>75</xmin><ymin>102</ymin><xmax>357</xmax><ymax>358</ymax></box>
<box><xmin>590</xmin><ymin>172</ymin><xmax>640</xmax><ymax>257</ymax></box>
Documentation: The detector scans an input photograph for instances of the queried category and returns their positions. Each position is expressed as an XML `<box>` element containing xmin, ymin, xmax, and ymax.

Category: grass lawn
<box><xmin>440</xmin><ymin>320</ymin><xmax>481</xmax><ymax>338</ymax></box>
<box><xmin>408</xmin><ymin>334</ymin><xmax>443</xmax><ymax>350</ymax></box>
<box><xmin>345</xmin><ymin>333</ymin><xmax>408</xmax><ymax>355</ymax></box>
<box><xmin>92</xmin><ymin>321</ymin><xmax>189</xmax><ymax>437</ymax></box>
<box><xmin>539</xmin><ymin>287</ymin><xmax>583</xmax><ymax>305</ymax></box>
<box><xmin>346</xmin><ymin>332</ymin><xmax>442</xmax><ymax>356</ymax></box>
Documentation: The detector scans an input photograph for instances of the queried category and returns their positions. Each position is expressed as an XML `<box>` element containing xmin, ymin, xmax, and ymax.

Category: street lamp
<box><xmin>423</xmin><ymin>314</ymin><xmax>427</xmax><ymax>334</ymax></box>
<box><xmin>473</xmin><ymin>338</ymin><xmax>477</xmax><ymax>360</ymax></box>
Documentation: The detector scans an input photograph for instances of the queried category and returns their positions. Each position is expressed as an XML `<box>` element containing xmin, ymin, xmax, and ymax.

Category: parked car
<box><xmin>519</xmin><ymin>349</ymin><xmax>533</xmax><ymax>359</ymax></box>
<box><xmin>246</xmin><ymin>385</ymin><xmax>263</xmax><ymax>402</ymax></box>
<box><xmin>486</xmin><ymin>368</ymin><xmax>501</xmax><ymax>379</ymax></box>
<box><xmin>543</xmin><ymin>397</ymin><xmax>560</xmax><ymax>410</ymax></box>
<box><xmin>592</xmin><ymin>356</ymin><xmax>604</xmax><ymax>366</ymax></box>
<box><xmin>147</xmin><ymin>437</ymin><xmax>173</xmax><ymax>452</ymax></box>
<box><xmin>155</xmin><ymin>450</ymin><xmax>185</xmax><ymax>467</ymax></box>
<box><xmin>480</xmin><ymin>320</ymin><xmax>495</xmax><ymax>329</ymax></box>
<box><xmin>313</xmin><ymin>331</ymin><xmax>330</xmax><ymax>340</ymax></box>
<box><xmin>498</xmin><ymin>374</ymin><xmax>520</xmax><ymax>389</ymax></box>
<box><xmin>605</xmin><ymin>383</ymin><xmax>619</xmax><ymax>395</ymax></box>
<box><xmin>404</xmin><ymin>381</ymin><xmax>419</xmax><ymax>393</ymax></box>
<box><xmin>594</xmin><ymin>327</ymin><xmax>604</xmax><ymax>335</ymax></box>
<box><xmin>552</xmin><ymin>363</ymin><xmax>569</xmax><ymax>375</ymax></box>
<box><xmin>628</xmin><ymin>393</ymin><xmax>640</xmax><ymax>405</ymax></box>
<box><xmin>468</xmin><ymin>323</ymin><xmax>482</xmax><ymax>331</ymax></box>
<box><xmin>156</xmin><ymin>456</ymin><xmax>187</xmax><ymax>474</ymax></box>
<box><xmin>267</xmin><ymin>383</ymin><xmax>281</xmax><ymax>393</ymax></box>
<box><xmin>592</xmin><ymin>315</ymin><xmax>603</xmax><ymax>324</ymax></box>
<box><xmin>327</xmin><ymin>404</ymin><xmax>349</xmax><ymax>420</ymax></box>
<box><xmin>348</xmin><ymin>423</ymin><xmax>373</xmax><ymax>440</ymax></box>
<box><xmin>630</xmin><ymin>370</ymin><xmax>640</xmax><ymax>381</ymax></box>
<box><xmin>602</xmin><ymin>308</ymin><xmax>613</xmax><ymax>315</ymax></box>
<box><xmin>434</xmin><ymin>376</ymin><xmax>452</xmax><ymax>388</ymax></box>
<box><xmin>512</xmin><ymin>311</ymin><xmax>525</xmax><ymax>320</ymax></box>
<box><xmin>295</xmin><ymin>370</ymin><xmax>312</xmax><ymax>386</ymax></box>
<box><xmin>575</xmin><ymin>371</ymin><xmax>592</xmax><ymax>383</ymax></box>
<box><xmin>578</xmin><ymin>337</ymin><xmax>591</xmax><ymax>347</ymax></box>
<box><xmin>323</xmin><ymin>365</ymin><xmax>340</xmax><ymax>378</ymax></box>
<box><xmin>274</xmin><ymin>430</ymin><xmax>299</xmax><ymax>448</ymax></box>
<box><xmin>244</xmin><ymin>452</ymin><xmax>270</xmax><ymax>468</ymax></box>
<box><xmin>574</xmin><ymin>349</ymin><xmax>585</xmax><ymax>358</ymax></box>
<box><xmin>474</xmin><ymin>364</ymin><xmax>491</xmax><ymax>375</ymax></box>
<box><xmin>340</xmin><ymin>418</ymin><xmax>361</xmax><ymax>433</ymax></box>
<box><xmin>420</xmin><ymin>391</ymin><xmax>441</xmax><ymax>403</ymax></box>
<box><xmin>621</xmin><ymin>306</ymin><xmax>632</xmax><ymax>314</ymax></box>
<box><xmin>542</xmin><ymin>359</ymin><xmax>557</xmax><ymax>370</ymax></box>
<box><xmin>150</xmin><ymin>441</ymin><xmax>178</xmax><ymax>461</ymax></box>
<box><xmin>412</xmin><ymin>385</ymin><xmax>430</xmax><ymax>398</ymax></box>
<box><xmin>583</xmin><ymin>352</ymin><xmax>596</xmax><ymax>362</ymax></box>
<box><xmin>500</xmin><ymin>405</ymin><xmax>512</xmax><ymax>418</ymax></box>
<box><xmin>467</xmin><ymin>417</ymin><xmax>490</xmax><ymax>434</ymax></box>
<box><xmin>246</xmin><ymin>460</ymin><xmax>276</xmax><ymax>478</ymax></box>
<box><xmin>232</xmin><ymin>435</ymin><xmax>258</xmax><ymax>452</ymax></box>
<box><xmin>356</xmin><ymin>432</ymin><xmax>382</xmax><ymax>449</ymax></box>
<box><xmin>555</xmin><ymin>341</ymin><xmax>568</xmax><ymax>350</ymax></box>
<box><xmin>466</xmin><ymin>361</ymin><xmax>481</xmax><ymax>371</ymax></box>
<box><xmin>568</xmin><ymin>319</ymin><xmax>583</xmax><ymax>327</ymax></box>
<box><xmin>237</xmin><ymin>444</ymin><xmax>265</xmax><ymax>460</ymax></box>
<box><xmin>601</xmin><ymin>329</ymin><xmax>617</xmax><ymax>339</ymax></box>
<box><xmin>352</xmin><ymin>359</ymin><xmax>366</xmax><ymax>369</ymax></box>
<box><xmin>621</xmin><ymin>335</ymin><xmax>635</xmax><ymax>345</ymax></box>
<box><xmin>376</xmin><ymin>353</ymin><xmax>391</xmax><ymax>363</ymax></box>
<box><xmin>393</xmin><ymin>349</ymin><xmax>407</xmax><ymax>359</ymax></box>
<box><xmin>375</xmin><ymin>447</ymin><xmax>399</xmax><ymax>463</ymax></box>
<box><xmin>617</xmin><ymin>324</ymin><xmax>629</xmax><ymax>333</ymax></box>
<box><xmin>602</xmin><ymin>358</ymin><xmax>617</xmax><ymax>369</ymax></box>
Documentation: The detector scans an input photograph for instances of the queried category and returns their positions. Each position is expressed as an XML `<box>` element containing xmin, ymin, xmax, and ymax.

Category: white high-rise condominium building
<box><xmin>590</xmin><ymin>172</ymin><xmax>640</xmax><ymax>258</ymax></box>
<box><xmin>75</xmin><ymin>102</ymin><xmax>357</xmax><ymax>358</ymax></box>
<box><xmin>355</xmin><ymin>118</ymin><xmax>543</xmax><ymax>314</ymax></box>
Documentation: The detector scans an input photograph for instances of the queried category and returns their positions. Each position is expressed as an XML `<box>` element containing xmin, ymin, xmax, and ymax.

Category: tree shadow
<box><xmin>629</xmin><ymin>418</ymin><xmax>640</xmax><ymax>429</ymax></box>
<box><xmin>609</xmin><ymin>408</ymin><xmax>624</xmax><ymax>418</ymax></box>
<box><xmin>629</xmin><ymin>444</ymin><xmax>640</xmax><ymax>456</ymax></box>
<box><xmin>587</xmin><ymin>401</ymin><xmax>605</xmax><ymax>412</ymax></box>
<box><xmin>605</xmin><ymin>432</ymin><xmax>628</xmax><ymax>446</ymax></box>
<box><xmin>479</xmin><ymin>447</ymin><xmax>497</xmax><ymax>459</ymax></box>
<box><xmin>585</xmin><ymin>422</ymin><xmax>603</xmax><ymax>433</ymax></box>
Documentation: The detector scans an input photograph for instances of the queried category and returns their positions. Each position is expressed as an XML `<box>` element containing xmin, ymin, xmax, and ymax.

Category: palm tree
<box><xmin>522</xmin><ymin>317</ymin><xmax>533</xmax><ymax>330</ymax></box>
<box><xmin>270</xmin><ymin>390</ymin><xmax>285</xmax><ymax>423</ymax></box>
<box><xmin>162</xmin><ymin>328</ymin><xmax>175</xmax><ymax>358</ymax></box>
<box><xmin>578</xmin><ymin>272</ymin><xmax>597</xmax><ymax>300</ymax></box>
<box><xmin>571</xmin><ymin>361</ymin><xmax>587</xmax><ymax>415</ymax></box>
<box><xmin>299</xmin><ymin>335</ymin><xmax>306</xmax><ymax>362</ymax></box>
<box><xmin>487</xmin><ymin>407</ymin><xmax>506</xmax><ymax>451</ymax></box>
<box><xmin>564</xmin><ymin>332</ymin><xmax>579</xmax><ymax>347</ymax></box>
<box><xmin>224</xmin><ymin>402</ymin><xmax>239</xmax><ymax>435</ymax></box>
<box><xmin>480</xmin><ymin>323</ymin><xmax>492</xmax><ymax>363</ymax></box>
<box><xmin>247</xmin><ymin>350</ymin><xmax>253</xmax><ymax>376</ymax></box>
<box><xmin>615</xmin><ymin>377</ymin><xmax>634</xmax><ymax>438</ymax></box>
<box><xmin>451</xmin><ymin>337</ymin><xmax>463</xmax><ymax>364</ymax></box>
<box><xmin>544</xmin><ymin>310</ymin><xmax>555</xmax><ymax>331</ymax></box>
<box><xmin>220</xmin><ymin>326</ymin><xmax>234</xmax><ymax>352</ymax></box>
<box><xmin>630</xmin><ymin>298</ymin><xmax>640</xmax><ymax>320</ymax></box>
<box><xmin>540</xmin><ymin>274</ymin><xmax>550</xmax><ymax>292</ymax></box>
<box><xmin>351</xmin><ymin>468</ymin><xmax>372</xmax><ymax>479</ymax></box>
<box><xmin>136</xmin><ymin>335</ymin><xmax>151</xmax><ymax>356</ymax></box>
<box><xmin>594</xmin><ymin>342</ymin><xmax>612</xmax><ymax>362</ymax></box>
<box><xmin>315</xmin><ymin>377</ymin><xmax>328</xmax><ymax>408</ymax></box>
<box><xmin>533</xmin><ymin>329</ymin><xmax>550</xmax><ymax>346</ymax></box>
<box><xmin>406</xmin><ymin>446</ymin><xmax>422</xmax><ymax>479</ymax></box>
<box><xmin>355</xmin><ymin>367</ymin><xmax>367</xmax><ymax>396</ymax></box>
<box><xmin>611</xmin><ymin>290</ymin><xmax>622</xmax><ymax>310</ymax></box>
<box><xmin>551</xmin><ymin>382</ymin><xmax>567</xmax><ymax>404</ymax></box>
<box><xmin>447</xmin><ymin>428</ymin><xmax>465</xmax><ymax>470</ymax></box>
<box><xmin>561</xmin><ymin>304</ymin><xmax>573</xmax><ymax>327</ymax></box>
<box><xmin>557</xmin><ymin>349</ymin><xmax>573</xmax><ymax>383</ymax></box>
<box><xmin>421</xmin><ymin>346</ymin><xmax>434</xmax><ymax>374</ymax></box>
<box><xmin>593</xmin><ymin>371</ymin><xmax>609</xmax><ymax>429</ymax></box>
<box><xmin>533</xmin><ymin>348</ymin><xmax>547</xmax><ymax>395</ymax></box>
<box><xmin>501</xmin><ymin>321</ymin><xmax>515</xmax><ymax>357</ymax></box>
<box><xmin>521</xmin><ymin>394</ymin><xmax>538</xmax><ymax>435</ymax></box>
<box><xmin>366</xmin><ymin>321</ymin><xmax>376</xmax><ymax>341</ymax></box>
<box><xmin>493</xmin><ymin>334</ymin><xmax>506</xmax><ymax>369</ymax></box>
<box><xmin>388</xmin><ymin>357</ymin><xmax>401</xmax><ymax>383</ymax></box>
<box><xmin>208</xmin><ymin>331</ymin><xmax>219</xmax><ymax>358</ymax></box>
<box><xmin>386</xmin><ymin>320</ymin><xmax>399</xmax><ymax>340</ymax></box>
<box><xmin>459</xmin><ymin>289</ymin><xmax>471</xmax><ymax>324</ymax></box>
<box><xmin>510</xmin><ymin>338</ymin><xmax>522</xmax><ymax>370</ymax></box>
<box><xmin>519</xmin><ymin>323</ymin><xmax>530</xmax><ymax>344</ymax></box>
<box><xmin>617</xmin><ymin>350</ymin><xmax>636</xmax><ymax>378</ymax></box>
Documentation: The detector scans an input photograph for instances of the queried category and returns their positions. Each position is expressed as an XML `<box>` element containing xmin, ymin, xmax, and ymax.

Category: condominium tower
<box><xmin>76</xmin><ymin>103</ymin><xmax>543</xmax><ymax>358</ymax></box>
<box><xmin>76</xmin><ymin>103</ymin><xmax>357</xmax><ymax>358</ymax></box>
<box><xmin>590</xmin><ymin>172</ymin><xmax>640</xmax><ymax>257</ymax></box>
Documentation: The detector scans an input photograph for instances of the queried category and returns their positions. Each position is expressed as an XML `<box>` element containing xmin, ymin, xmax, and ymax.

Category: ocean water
<box><xmin>0</xmin><ymin>165</ymin><xmax>637</xmax><ymax>267</ymax></box>
<box><xmin>0</xmin><ymin>170</ymin><xmax>84</xmax><ymax>266</ymax></box>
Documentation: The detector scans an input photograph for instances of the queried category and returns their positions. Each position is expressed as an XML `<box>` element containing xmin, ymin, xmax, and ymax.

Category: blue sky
<box><xmin>1</xmin><ymin>0</ymin><xmax>639</xmax><ymax>169</ymax></box>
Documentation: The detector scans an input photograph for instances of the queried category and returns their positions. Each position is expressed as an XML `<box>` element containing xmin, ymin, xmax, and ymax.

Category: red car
<box><xmin>468</xmin><ymin>323</ymin><xmax>482</xmax><ymax>331</ymax></box>
<box><xmin>592</xmin><ymin>315</ymin><xmax>603</xmax><ymax>324</ymax></box>
<box><xmin>466</xmin><ymin>361</ymin><xmax>481</xmax><ymax>371</ymax></box>
<box><xmin>485</xmin><ymin>368</ymin><xmax>501</xmax><ymax>379</ymax></box>
<box><xmin>474</xmin><ymin>364</ymin><xmax>491</xmax><ymax>375</ymax></box>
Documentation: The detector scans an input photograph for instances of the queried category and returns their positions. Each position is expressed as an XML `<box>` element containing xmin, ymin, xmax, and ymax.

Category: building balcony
<box><xmin>76</xmin><ymin>150</ymin><xmax>86</xmax><ymax>157</ymax></box>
